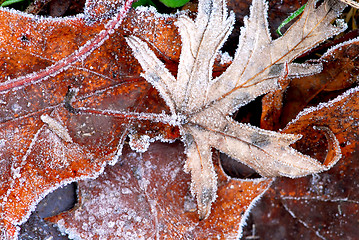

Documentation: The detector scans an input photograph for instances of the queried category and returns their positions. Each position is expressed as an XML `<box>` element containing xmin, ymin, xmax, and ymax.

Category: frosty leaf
<box><xmin>209</xmin><ymin>0</ymin><xmax>347</xmax><ymax>114</ymax></box>
<box><xmin>127</xmin><ymin>0</ymin><xmax>346</xmax><ymax>219</ymax></box>
<box><xmin>340</xmin><ymin>0</ymin><xmax>359</xmax><ymax>9</ymax></box>
<box><xmin>48</xmin><ymin>142</ymin><xmax>273</xmax><ymax>239</ymax></box>
<box><xmin>242</xmin><ymin>83</ymin><xmax>359</xmax><ymax>239</ymax></box>
<box><xmin>1</xmin><ymin>0</ymin><xmax>356</xmax><ymax>238</ymax></box>
<box><xmin>0</xmin><ymin>3</ymin><xmax>183</xmax><ymax>238</ymax></box>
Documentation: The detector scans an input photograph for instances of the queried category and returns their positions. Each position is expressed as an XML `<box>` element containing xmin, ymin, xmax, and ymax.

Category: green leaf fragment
<box><xmin>276</xmin><ymin>3</ymin><xmax>307</xmax><ymax>36</ymax></box>
<box><xmin>133</xmin><ymin>0</ymin><xmax>189</xmax><ymax>8</ymax></box>
<box><xmin>132</xmin><ymin>0</ymin><xmax>156</xmax><ymax>8</ymax></box>
<box><xmin>159</xmin><ymin>0</ymin><xmax>190</xmax><ymax>8</ymax></box>
<box><xmin>1</xmin><ymin>0</ymin><xmax>24</xmax><ymax>7</ymax></box>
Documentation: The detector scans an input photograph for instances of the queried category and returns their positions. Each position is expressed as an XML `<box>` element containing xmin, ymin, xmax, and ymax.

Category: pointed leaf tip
<box><xmin>313</xmin><ymin>126</ymin><xmax>341</xmax><ymax>170</ymax></box>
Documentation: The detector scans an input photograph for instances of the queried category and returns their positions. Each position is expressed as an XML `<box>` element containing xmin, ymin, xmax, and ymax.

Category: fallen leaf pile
<box><xmin>0</xmin><ymin>0</ymin><xmax>358</xmax><ymax>239</ymax></box>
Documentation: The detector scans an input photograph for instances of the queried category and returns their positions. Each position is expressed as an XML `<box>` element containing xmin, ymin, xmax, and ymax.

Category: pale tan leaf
<box><xmin>127</xmin><ymin>0</ymin><xmax>345</xmax><ymax>219</ymax></box>
<box><xmin>209</xmin><ymin>0</ymin><xmax>347</xmax><ymax>114</ymax></box>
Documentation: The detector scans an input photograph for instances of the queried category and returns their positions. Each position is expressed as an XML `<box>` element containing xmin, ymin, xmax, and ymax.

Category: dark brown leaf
<box><xmin>243</xmin><ymin>84</ymin><xmax>359</xmax><ymax>239</ymax></box>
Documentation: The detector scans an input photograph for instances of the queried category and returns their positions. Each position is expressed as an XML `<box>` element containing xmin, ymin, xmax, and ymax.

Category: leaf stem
<box><xmin>76</xmin><ymin>107</ymin><xmax>181</xmax><ymax>126</ymax></box>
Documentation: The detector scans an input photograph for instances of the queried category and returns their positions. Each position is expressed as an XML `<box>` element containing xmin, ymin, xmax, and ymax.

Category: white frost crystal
<box><xmin>127</xmin><ymin>0</ymin><xmax>346</xmax><ymax>219</ymax></box>
<box><xmin>129</xmin><ymin>134</ymin><xmax>151</xmax><ymax>153</ymax></box>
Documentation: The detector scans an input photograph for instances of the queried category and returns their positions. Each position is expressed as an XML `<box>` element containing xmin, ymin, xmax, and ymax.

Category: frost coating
<box><xmin>289</xmin><ymin>85</ymin><xmax>359</xmax><ymax>126</ymax></box>
<box><xmin>52</xmin><ymin>141</ymin><xmax>267</xmax><ymax>239</ymax></box>
<box><xmin>236</xmin><ymin>179</ymin><xmax>273</xmax><ymax>239</ymax></box>
<box><xmin>127</xmin><ymin>0</ymin><xmax>346</xmax><ymax>220</ymax></box>
<box><xmin>0</xmin><ymin>123</ymin><xmax>101</xmax><ymax>238</ymax></box>
<box><xmin>129</xmin><ymin>134</ymin><xmax>151</xmax><ymax>153</ymax></box>
<box><xmin>0</xmin><ymin>0</ymin><xmax>135</xmax><ymax>94</ymax></box>
<box><xmin>55</xmin><ymin>150</ymin><xmax>158</xmax><ymax>240</ymax></box>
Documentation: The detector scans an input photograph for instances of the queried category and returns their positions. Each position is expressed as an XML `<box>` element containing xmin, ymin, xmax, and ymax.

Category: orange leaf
<box><xmin>0</xmin><ymin>1</ymin><xmax>183</xmax><ymax>237</ymax></box>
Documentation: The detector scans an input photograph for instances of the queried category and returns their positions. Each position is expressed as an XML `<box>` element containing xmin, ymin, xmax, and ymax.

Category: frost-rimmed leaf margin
<box><xmin>285</xmin><ymin>37</ymin><xmax>359</xmax><ymax>128</ymax></box>
<box><xmin>216</xmin><ymin>157</ymin><xmax>275</xmax><ymax>239</ymax></box>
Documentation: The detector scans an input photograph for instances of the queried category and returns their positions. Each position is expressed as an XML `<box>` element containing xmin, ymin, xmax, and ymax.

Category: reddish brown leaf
<box><xmin>242</xmin><ymin>85</ymin><xmax>359</xmax><ymax>239</ymax></box>
<box><xmin>0</xmin><ymin>2</ymin><xmax>184</xmax><ymax>238</ymax></box>
<box><xmin>260</xmin><ymin>71</ymin><xmax>291</xmax><ymax>131</ymax></box>
<box><xmin>281</xmin><ymin>41</ymin><xmax>359</xmax><ymax>126</ymax></box>
<box><xmin>47</xmin><ymin>142</ymin><xmax>272</xmax><ymax>239</ymax></box>
<box><xmin>261</xmin><ymin>39</ymin><xmax>359</xmax><ymax>131</ymax></box>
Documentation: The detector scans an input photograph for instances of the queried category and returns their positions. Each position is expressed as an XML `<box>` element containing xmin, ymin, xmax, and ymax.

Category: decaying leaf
<box><xmin>48</xmin><ymin>142</ymin><xmax>273</xmax><ymax>239</ymax></box>
<box><xmin>242</xmin><ymin>80</ymin><xmax>359</xmax><ymax>239</ymax></box>
<box><xmin>126</xmin><ymin>0</ymin><xmax>346</xmax><ymax>219</ymax></box>
<box><xmin>340</xmin><ymin>0</ymin><xmax>359</xmax><ymax>9</ymax></box>
<box><xmin>40</xmin><ymin>114</ymin><xmax>73</xmax><ymax>143</ymax></box>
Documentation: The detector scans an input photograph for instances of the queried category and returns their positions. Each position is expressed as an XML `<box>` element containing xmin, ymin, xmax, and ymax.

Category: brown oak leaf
<box><xmin>262</xmin><ymin>39</ymin><xmax>359</xmax><ymax>131</ymax></box>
